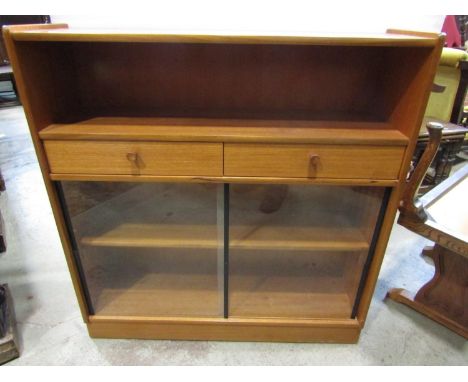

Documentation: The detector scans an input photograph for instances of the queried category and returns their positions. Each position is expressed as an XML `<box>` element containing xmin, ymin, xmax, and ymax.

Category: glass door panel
<box><xmin>228</xmin><ymin>184</ymin><xmax>385</xmax><ymax>319</ymax></box>
<box><xmin>59</xmin><ymin>182</ymin><xmax>222</xmax><ymax>318</ymax></box>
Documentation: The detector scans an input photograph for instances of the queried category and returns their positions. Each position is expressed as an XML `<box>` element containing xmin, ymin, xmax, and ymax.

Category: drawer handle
<box><xmin>126</xmin><ymin>152</ymin><xmax>139</xmax><ymax>164</ymax></box>
<box><xmin>308</xmin><ymin>153</ymin><xmax>320</xmax><ymax>166</ymax></box>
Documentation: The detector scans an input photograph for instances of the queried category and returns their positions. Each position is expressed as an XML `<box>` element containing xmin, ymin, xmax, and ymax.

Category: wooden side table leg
<box><xmin>386</xmin><ymin>244</ymin><xmax>468</xmax><ymax>339</ymax></box>
<box><xmin>421</xmin><ymin>245</ymin><xmax>435</xmax><ymax>260</ymax></box>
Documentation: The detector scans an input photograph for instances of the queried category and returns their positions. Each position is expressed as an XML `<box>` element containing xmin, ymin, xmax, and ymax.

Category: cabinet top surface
<box><xmin>7</xmin><ymin>25</ymin><xmax>441</xmax><ymax>46</ymax></box>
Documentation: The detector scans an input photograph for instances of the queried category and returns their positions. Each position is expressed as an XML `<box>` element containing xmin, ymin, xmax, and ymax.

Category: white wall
<box><xmin>51</xmin><ymin>12</ymin><xmax>445</xmax><ymax>34</ymax></box>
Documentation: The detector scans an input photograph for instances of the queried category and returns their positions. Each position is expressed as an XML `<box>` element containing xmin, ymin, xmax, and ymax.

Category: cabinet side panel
<box><xmin>3</xmin><ymin>27</ymin><xmax>90</xmax><ymax>321</ymax></box>
<box><xmin>355</xmin><ymin>38</ymin><xmax>444</xmax><ymax>325</ymax></box>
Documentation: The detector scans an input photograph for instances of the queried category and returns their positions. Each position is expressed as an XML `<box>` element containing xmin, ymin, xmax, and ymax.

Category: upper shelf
<box><xmin>38</xmin><ymin>117</ymin><xmax>409</xmax><ymax>146</ymax></box>
<box><xmin>7</xmin><ymin>25</ymin><xmax>441</xmax><ymax>47</ymax></box>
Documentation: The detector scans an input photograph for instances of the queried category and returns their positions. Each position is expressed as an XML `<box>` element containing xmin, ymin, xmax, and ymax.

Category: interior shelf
<box><xmin>84</xmin><ymin>251</ymin><xmax>355</xmax><ymax>319</ymax></box>
<box><xmin>39</xmin><ymin>117</ymin><xmax>408</xmax><ymax>145</ymax></box>
<box><xmin>68</xmin><ymin>183</ymin><xmax>374</xmax><ymax>253</ymax></box>
<box><xmin>80</xmin><ymin>222</ymin><xmax>370</xmax><ymax>252</ymax></box>
<box><xmin>90</xmin><ymin>273</ymin><xmax>221</xmax><ymax>317</ymax></box>
<box><xmin>90</xmin><ymin>274</ymin><xmax>353</xmax><ymax>319</ymax></box>
<box><xmin>229</xmin><ymin>276</ymin><xmax>354</xmax><ymax>318</ymax></box>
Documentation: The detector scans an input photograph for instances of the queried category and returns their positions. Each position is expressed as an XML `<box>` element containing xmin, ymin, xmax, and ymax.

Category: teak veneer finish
<box><xmin>44</xmin><ymin>140</ymin><xmax>223</xmax><ymax>176</ymax></box>
<box><xmin>224</xmin><ymin>143</ymin><xmax>404</xmax><ymax>179</ymax></box>
<box><xmin>38</xmin><ymin>117</ymin><xmax>408</xmax><ymax>145</ymax></box>
<box><xmin>4</xmin><ymin>24</ymin><xmax>444</xmax><ymax>343</ymax></box>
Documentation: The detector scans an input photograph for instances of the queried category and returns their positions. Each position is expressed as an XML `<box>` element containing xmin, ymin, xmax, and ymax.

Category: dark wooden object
<box><xmin>413</xmin><ymin>118</ymin><xmax>468</xmax><ymax>193</ymax></box>
<box><xmin>0</xmin><ymin>211</ymin><xmax>4</xmax><ymax>253</ymax></box>
<box><xmin>413</xmin><ymin>57</ymin><xmax>468</xmax><ymax>193</ymax></box>
<box><xmin>387</xmin><ymin>122</ymin><xmax>468</xmax><ymax>339</ymax></box>
<box><xmin>451</xmin><ymin>60</ymin><xmax>468</xmax><ymax>125</ymax></box>
<box><xmin>0</xmin><ymin>285</ymin><xmax>19</xmax><ymax>365</ymax></box>
<box><xmin>0</xmin><ymin>16</ymin><xmax>49</xmax><ymax>107</ymax></box>
<box><xmin>0</xmin><ymin>168</ymin><xmax>5</xmax><ymax>253</ymax></box>
<box><xmin>0</xmin><ymin>65</ymin><xmax>20</xmax><ymax>107</ymax></box>
<box><xmin>0</xmin><ymin>16</ymin><xmax>50</xmax><ymax>65</ymax></box>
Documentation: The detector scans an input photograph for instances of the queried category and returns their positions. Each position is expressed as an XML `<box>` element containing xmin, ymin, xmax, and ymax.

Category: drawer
<box><xmin>44</xmin><ymin>140</ymin><xmax>223</xmax><ymax>176</ymax></box>
<box><xmin>224</xmin><ymin>143</ymin><xmax>405</xmax><ymax>179</ymax></box>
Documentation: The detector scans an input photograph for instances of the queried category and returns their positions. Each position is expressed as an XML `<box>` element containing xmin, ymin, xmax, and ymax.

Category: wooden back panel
<box><xmin>9</xmin><ymin>40</ymin><xmax>434</xmax><ymax>127</ymax></box>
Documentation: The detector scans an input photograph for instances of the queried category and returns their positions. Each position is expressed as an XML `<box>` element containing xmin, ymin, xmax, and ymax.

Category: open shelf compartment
<box><xmin>12</xmin><ymin>38</ymin><xmax>434</xmax><ymax>141</ymax></box>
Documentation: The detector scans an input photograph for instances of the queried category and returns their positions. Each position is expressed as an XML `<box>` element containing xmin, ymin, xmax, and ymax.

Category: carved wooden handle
<box><xmin>400</xmin><ymin>121</ymin><xmax>444</xmax><ymax>222</ymax></box>
<box><xmin>126</xmin><ymin>152</ymin><xmax>138</xmax><ymax>163</ymax></box>
<box><xmin>308</xmin><ymin>153</ymin><xmax>320</xmax><ymax>165</ymax></box>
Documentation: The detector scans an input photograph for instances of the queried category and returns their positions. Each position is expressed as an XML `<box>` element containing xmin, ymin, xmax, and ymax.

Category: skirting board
<box><xmin>87</xmin><ymin>316</ymin><xmax>361</xmax><ymax>343</ymax></box>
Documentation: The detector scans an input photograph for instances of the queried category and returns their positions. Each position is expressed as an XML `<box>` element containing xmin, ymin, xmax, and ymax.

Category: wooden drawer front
<box><xmin>224</xmin><ymin>144</ymin><xmax>405</xmax><ymax>179</ymax></box>
<box><xmin>44</xmin><ymin>141</ymin><xmax>223</xmax><ymax>176</ymax></box>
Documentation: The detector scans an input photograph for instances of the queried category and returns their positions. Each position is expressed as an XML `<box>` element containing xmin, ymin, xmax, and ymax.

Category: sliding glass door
<box><xmin>58</xmin><ymin>181</ymin><xmax>387</xmax><ymax>319</ymax></box>
<box><xmin>58</xmin><ymin>182</ymin><xmax>222</xmax><ymax>317</ymax></box>
<box><xmin>228</xmin><ymin>184</ymin><xmax>386</xmax><ymax>319</ymax></box>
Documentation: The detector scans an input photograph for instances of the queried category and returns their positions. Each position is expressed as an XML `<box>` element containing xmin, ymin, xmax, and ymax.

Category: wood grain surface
<box><xmin>44</xmin><ymin>140</ymin><xmax>223</xmax><ymax>176</ymax></box>
<box><xmin>224</xmin><ymin>143</ymin><xmax>404</xmax><ymax>179</ymax></box>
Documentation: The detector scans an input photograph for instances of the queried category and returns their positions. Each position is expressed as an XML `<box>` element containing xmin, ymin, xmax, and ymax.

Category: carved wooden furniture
<box><xmin>388</xmin><ymin>122</ymin><xmax>468</xmax><ymax>339</ymax></box>
<box><xmin>451</xmin><ymin>60</ymin><xmax>468</xmax><ymax>125</ymax></box>
<box><xmin>414</xmin><ymin>47</ymin><xmax>468</xmax><ymax>192</ymax></box>
<box><xmin>3</xmin><ymin>24</ymin><xmax>444</xmax><ymax>343</ymax></box>
<box><xmin>412</xmin><ymin>118</ymin><xmax>467</xmax><ymax>193</ymax></box>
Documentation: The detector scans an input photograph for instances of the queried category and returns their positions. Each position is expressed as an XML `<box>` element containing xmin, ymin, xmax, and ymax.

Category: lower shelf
<box><xmin>91</xmin><ymin>278</ymin><xmax>353</xmax><ymax>319</ymax></box>
<box><xmin>84</xmin><ymin>249</ymin><xmax>360</xmax><ymax>319</ymax></box>
<box><xmin>91</xmin><ymin>273</ymin><xmax>221</xmax><ymax>317</ymax></box>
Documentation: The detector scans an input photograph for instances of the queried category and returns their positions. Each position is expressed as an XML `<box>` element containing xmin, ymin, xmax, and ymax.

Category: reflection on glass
<box><xmin>60</xmin><ymin>182</ymin><xmax>221</xmax><ymax>317</ymax></box>
<box><xmin>228</xmin><ymin>185</ymin><xmax>384</xmax><ymax>319</ymax></box>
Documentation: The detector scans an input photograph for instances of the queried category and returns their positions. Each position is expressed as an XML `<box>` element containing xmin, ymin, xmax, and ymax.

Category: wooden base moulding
<box><xmin>87</xmin><ymin>316</ymin><xmax>361</xmax><ymax>343</ymax></box>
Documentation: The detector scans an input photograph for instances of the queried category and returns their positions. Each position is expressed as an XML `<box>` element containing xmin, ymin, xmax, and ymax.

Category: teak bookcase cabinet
<box><xmin>4</xmin><ymin>24</ymin><xmax>443</xmax><ymax>343</ymax></box>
